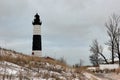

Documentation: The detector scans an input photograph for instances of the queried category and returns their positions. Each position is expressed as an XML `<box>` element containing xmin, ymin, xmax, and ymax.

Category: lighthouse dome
<box><xmin>32</xmin><ymin>13</ymin><xmax>42</xmax><ymax>25</ymax></box>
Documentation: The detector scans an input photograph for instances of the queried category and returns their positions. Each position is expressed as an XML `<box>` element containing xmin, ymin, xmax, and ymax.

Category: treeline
<box><xmin>89</xmin><ymin>14</ymin><xmax>120</xmax><ymax>66</ymax></box>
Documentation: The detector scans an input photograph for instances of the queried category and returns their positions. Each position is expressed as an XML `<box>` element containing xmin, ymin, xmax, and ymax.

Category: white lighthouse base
<box><xmin>32</xmin><ymin>50</ymin><xmax>42</xmax><ymax>57</ymax></box>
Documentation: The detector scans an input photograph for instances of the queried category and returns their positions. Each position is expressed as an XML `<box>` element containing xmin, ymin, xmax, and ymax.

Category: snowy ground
<box><xmin>0</xmin><ymin>61</ymin><xmax>83</xmax><ymax>80</ymax></box>
<box><xmin>1</xmin><ymin>61</ymin><xmax>120</xmax><ymax>80</ymax></box>
<box><xmin>95</xmin><ymin>73</ymin><xmax>120</xmax><ymax>80</ymax></box>
<box><xmin>1</xmin><ymin>48</ymin><xmax>120</xmax><ymax>80</ymax></box>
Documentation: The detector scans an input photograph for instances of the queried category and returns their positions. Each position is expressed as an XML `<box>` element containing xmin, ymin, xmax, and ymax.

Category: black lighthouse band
<box><xmin>32</xmin><ymin>35</ymin><xmax>42</xmax><ymax>50</ymax></box>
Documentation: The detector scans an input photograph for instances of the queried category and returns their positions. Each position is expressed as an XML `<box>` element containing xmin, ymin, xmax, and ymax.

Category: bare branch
<box><xmin>105</xmin><ymin>13</ymin><xmax>120</xmax><ymax>64</ymax></box>
<box><xmin>90</xmin><ymin>39</ymin><xmax>108</xmax><ymax>65</ymax></box>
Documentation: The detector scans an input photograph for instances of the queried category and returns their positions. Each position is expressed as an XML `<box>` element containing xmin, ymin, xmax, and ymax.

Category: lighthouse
<box><xmin>32</xmin><ymin>13</ymin><xmax>42</xmax><ymax>56</ymax></box>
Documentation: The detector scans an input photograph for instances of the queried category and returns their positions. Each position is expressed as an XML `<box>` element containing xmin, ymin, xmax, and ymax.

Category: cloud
<box><xmin>0</xmin><ymin>0</ymin><xmax>120</xmax><ymax>65</ymax></box>
<box><xmin>0</xmin><ymin>0</ymin><xmax>28</xmax><ymax>17</ymax></box>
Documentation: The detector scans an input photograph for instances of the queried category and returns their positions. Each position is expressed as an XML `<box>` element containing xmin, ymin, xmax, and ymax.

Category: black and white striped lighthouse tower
<box><xmin>32</xmin><ymin>13</ymin><xmax>42</xmax><ymax>56</ymax></box>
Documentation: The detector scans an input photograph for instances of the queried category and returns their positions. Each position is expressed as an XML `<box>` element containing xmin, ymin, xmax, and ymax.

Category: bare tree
<box><xmin>105</xmin><ymin>14</ymin><xmax>120</xmax><ymax>64</ymax></box>
<box><xmin>89</xmin><ymin>39</ymin><xmax>108</xmax><ymax>66</ymax></box>
<box><xmin>114</xmin><ymin>27</ymin><xmax>120</xmax><ymax>66</ymax></box>
<box><xmin>89</xmin><ymin>53</ymin><xmax>99</xmax><ymax>66</ymax></box>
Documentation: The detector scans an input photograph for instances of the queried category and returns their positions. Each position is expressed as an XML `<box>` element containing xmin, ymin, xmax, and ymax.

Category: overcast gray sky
<box><xmin>0</xmin><ymin>0</ymin><xmax>120</xmax><ymax>65</ymax></box>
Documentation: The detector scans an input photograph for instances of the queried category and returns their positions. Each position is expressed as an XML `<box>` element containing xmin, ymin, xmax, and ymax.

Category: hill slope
<box><xmin>1</xmin><ymin>48</ymin><xmax>119</xmax><ymax>80</ymax></box>
<box><xmin>0</xmin><ymin>48</ymin><xmax>86</xmax><ymax>80</ymax></box>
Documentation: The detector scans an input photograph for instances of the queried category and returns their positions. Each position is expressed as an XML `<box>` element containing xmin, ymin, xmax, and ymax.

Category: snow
<box><xmin>83</xmin><ymin>72</ymin><xmax>102</xmax><ymax>80</ymax></box>
<box><xmin>0</xmin><ymin>61</ymin><xmax>84</xmax><ymax>79</ymax></box>
<box><xmin>1</xmin><ymin>61</ymin><xmax>120</xmax><ymax>80</ymax></box>
<box><xmin>0</xmin><ymin>61</ymin><xmax>22</xmax><ymax>75</ymax></box>
<box><xmin>87</xmin><ymin>67</ymin><xmax>98</xmax><ymax>71</ymax></box>
<box><xmin>99</xmin><ymin>64</ymin><xmax>119</xmax><ymax>70</ymax></box>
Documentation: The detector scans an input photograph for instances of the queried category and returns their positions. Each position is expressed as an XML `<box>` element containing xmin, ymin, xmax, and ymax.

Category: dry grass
<box><xmin>0</xmin><ymin>48</ymin><xmax>68</xmax><ymax>69</ymax></box>
<box><xmin>115</xmin><ymin>68</ymin><xmax>120</xmax><ymax>74</ymax></box>
<box><xmin>74</xmin><ymin>66</ymin><xmax>88</xmax><ymax>73</ymax></box>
